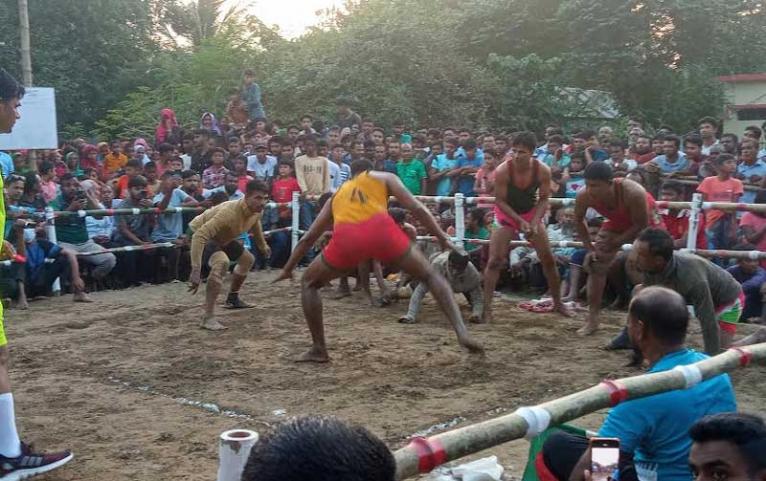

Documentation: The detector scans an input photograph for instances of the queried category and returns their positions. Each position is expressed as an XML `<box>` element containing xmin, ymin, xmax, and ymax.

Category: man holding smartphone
<box><xmin>538</xmin><ymin>286</ymin><xmax>736</xmax><ymax>481</ymax></box>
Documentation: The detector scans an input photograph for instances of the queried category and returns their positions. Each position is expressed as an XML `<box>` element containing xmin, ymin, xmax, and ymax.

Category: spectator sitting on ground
<box><xmin>688</xmin><ymin>412</ymin><xmax>766</xmax><ymax>481</ymax></box>
<box><xmin>726</xmin><ymin>244</ymin><xmax>766</xmax><ymax>322</ymax></box>
<box><xmin>23</xmin><ymin>226</ymin><xmax>92</xmax><ymax>303</ymax></box>
<box><xmin>540</xmin><ymin>286</ymin><xmax>736</xmax><ymax>481</ymax></box>
<box><xmin>242</xmin><ymin>415</ymin><xmax>394</xmax><ymax>481</ymax></box>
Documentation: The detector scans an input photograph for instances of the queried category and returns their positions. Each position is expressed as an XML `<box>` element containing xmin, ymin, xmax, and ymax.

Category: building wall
<box><xmin>721</xmin><ymin>80</ymin><xmax>766</xmax><ymax>136</ymax></box>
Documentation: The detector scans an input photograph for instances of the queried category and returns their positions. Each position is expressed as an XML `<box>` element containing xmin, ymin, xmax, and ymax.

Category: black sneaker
<box><xmin>0</xmin><ymin>442</ymin><xmax>73</xmax><ymax>480</ymax></box>
<box><xmin>223</xmin><ymin>294</ymin><xmax>254</xmax><ymax>309</ymax></box>
<box><xmin>605</xmin><ymin>327</ymin><xmax>633</xmax><ymax>350</ymax></box>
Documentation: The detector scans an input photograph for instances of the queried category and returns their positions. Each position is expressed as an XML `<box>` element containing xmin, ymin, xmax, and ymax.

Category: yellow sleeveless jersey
<box><xmin>331</xmin><ymin>172</ymin><xmax>389</xmax><ymax>225</ymax></box>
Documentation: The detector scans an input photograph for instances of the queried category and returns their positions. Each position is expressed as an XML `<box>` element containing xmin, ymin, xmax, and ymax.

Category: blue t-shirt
<box><xmin>456</xmin><ymin>154</ymin><xmax>483</xmax><ymax>196</ymax></box>
<box><xmin>152</xmin><ymin>189</ymin><xmax>192</xmax><ymax>242</ymax></box>
<box><xmin>0</xmin><ymin>152</ymin><xmax>14</xmax><ymax>179</ymax></box>
<box><xmin>598</xmin><ymin>349</ymin><xmax>736</xmax><ymax>481</ymax></box>
<box><xmin>653</xmin><ymin>152</ymin><xmax>689</xmax><ymax>174</ymax></box>
<box><xmin>431</xmin><ymin>154</ymin><xmax>458</xmax><ymax>196</ymax></box>
<box><xmin>737</xmin><ymin>160</ymin><xmax>766</xmax><ymax>204</ymax></box>
<box><xmin>25</xmin><ymin>239</ymin><xmax>61</xmax><ymax>284</ymax></box>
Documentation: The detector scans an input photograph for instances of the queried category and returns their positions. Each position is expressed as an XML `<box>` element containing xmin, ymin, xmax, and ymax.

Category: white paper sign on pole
<box><xmin>0</xmin><ymin>87</ymin><xmax>57</xmax><ymax>150</ymax></box>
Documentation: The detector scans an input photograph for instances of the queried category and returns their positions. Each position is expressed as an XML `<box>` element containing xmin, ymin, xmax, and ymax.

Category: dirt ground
<box><xmin>5</xmin><ymin>270</ymin><xmax>765</xmax><ymax>480</ymax></box>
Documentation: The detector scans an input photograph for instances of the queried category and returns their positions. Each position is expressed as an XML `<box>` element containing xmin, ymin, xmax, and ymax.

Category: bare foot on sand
<box><xmin>733</xmin><ymin>328</ymin><xmax>766</xmax><ymax>347</ymax></box>
<box><xmin>459</xmin><ymin>335</ymin><xmax>485</xmax><ymax>354</ymax></box>
<box><xmin>73</xmin><ymin>292</ymin><xmax>94</xmax><ymax>303</ymax></box>
<box><xmin>577</xmin><ymin>321</ymin><xmax>599</xmax><ymax>336</ymax></box>
<box><xmin>295</xmin><ymin>347</ymin><xmax>330</xmax><ymax>363</ymax></box>
<box><xmin>200</xmin><ymin>317</ymin><xmax>227</xmax><ymax>331</ymax></box>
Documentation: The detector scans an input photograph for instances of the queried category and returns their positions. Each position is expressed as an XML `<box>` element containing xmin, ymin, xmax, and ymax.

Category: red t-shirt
<box><xmin>237</xmin><ymin>174</ymin><xmax>254</xmax><ymax>194</ymax></box>
<box><xmin>661</xmin><ymin>209</ymin><xmax>707</xmax><ymax>249</ymax></box>
<box><xmin>696</xmin><ymin>176</ymin><xmax>744</xmax><ymax>226</ymax></box>
<box><xmin>271</xmin><ymin>177</ymin><xmax>301</xmax><ymax>219</ymax></box>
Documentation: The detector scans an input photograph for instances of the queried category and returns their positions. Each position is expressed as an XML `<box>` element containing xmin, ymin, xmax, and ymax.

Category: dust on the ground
<box><xmin>6</xmin><ymin>271</ymin><xmax>765</xmax><ymax>480</ymax></box>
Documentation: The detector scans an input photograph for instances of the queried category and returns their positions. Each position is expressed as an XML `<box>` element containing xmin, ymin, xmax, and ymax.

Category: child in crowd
<box><xmin>560</xmin><ymin>151</ymin><xmax>586</xmax><ymax>198</ymax></box>
<box><xmin>697</xmin><ymin>153</ymin><xmax>744</xmax><ymax>253</ymax></box>
<box><xmin>38</xmin><ymin>161</ymin><xmax>58</xmax><ymax>203</ymax></box>
<box><xmin>271</xmin><ymin>160</ymin><xmax>301</xmax><ymax>227</ymax></box>
<box><xmin>115</xmin><ymin>158</ymin><xmax>143</xmax><ymax>199</ymax></box>
<box><xmin>473</xmin><ymin>149</ymin><xmax>498</xmax><ymax>200</ymax></box>
<box><xmin>144</xmin><ymin>162</ymin><xmax>160</xmax><ymax>196</ymax></box>
<box><xmin>232</xmin><ymin>155</ymin><xmax>254</xmax><ymax>194</ymax></box>
<box><xmin>202</xmin><ymin>148</ymin><xmax>229</xmax><ymax>189</ymax></box>
<box><xmin>539</xmin><ymin>134</ymin><xmax>570</xmax><ymax>174</ymax></box>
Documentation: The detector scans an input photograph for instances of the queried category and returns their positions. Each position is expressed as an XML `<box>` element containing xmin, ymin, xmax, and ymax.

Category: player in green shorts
<box><xmin>0</xmin><ymin>68</ymin><xmax>73</xmax><ymax>478</ymax></box>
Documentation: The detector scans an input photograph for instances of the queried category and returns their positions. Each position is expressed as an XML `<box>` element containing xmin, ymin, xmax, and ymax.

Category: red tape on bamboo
<box><xmin>600</xmin><ymin>380</ymin><xmax>629</xmax><ymax>406</ymax></box>
<box><xmin>407</xmin><ymin>437</ymin><xmax>447</xmax><ymax>473</ymax></box>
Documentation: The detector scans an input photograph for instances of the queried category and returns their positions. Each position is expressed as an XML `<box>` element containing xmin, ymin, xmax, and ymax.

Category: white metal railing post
<box><xmin>291</xmin><ymin>192</ymin><xmax>301</xmax><ymax>252</ymax></box>
<box><xmin>44</xmin><ymin>207</ymin><xmax>61</xmax><ymax>295</ymax></box>
<box><xmin>455</xmin><ymin>193</ymin><xmax>465</xmax><ymax>248</ymax></box>
<box><xmin>686</xmin><ymin>193</ymin><xmax>702</xmax><ymax>252</ymax></box>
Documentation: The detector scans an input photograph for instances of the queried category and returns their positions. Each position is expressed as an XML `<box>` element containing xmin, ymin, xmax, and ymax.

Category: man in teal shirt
<box><xmin>396</xmin><ymin>143</ymin><xmax>427</xmax><ymax>195</ymax></box>
<box><xmin>540</xmin><ymin>286</ymin><xmax>736</xmax><ymax>481</ymax></box>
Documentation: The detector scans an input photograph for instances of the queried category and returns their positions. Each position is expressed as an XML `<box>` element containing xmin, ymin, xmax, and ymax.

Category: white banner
<box><xmin>0</xmin><ymin>87</ymin><xmax>57</xmax><ymax>150</ymax></box>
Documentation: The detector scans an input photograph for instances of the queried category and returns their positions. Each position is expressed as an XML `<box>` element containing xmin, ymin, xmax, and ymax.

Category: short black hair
<box><xmin>192</xmin><ymin>128</ymin><xmax>210</xmax><ymax>137</ymax></box>
<box><xmin>629</xmin><ymin>286</ymin><xmax>689</xmax><ymax>346</ymax></box>
<box><xmin>637</xmin><ymin>227</ymin><xmax>675</xmax><ymax>261</ymax></box>
<box><xmin>744</xmin><ymin>125</ymin><xmax>763</xmax><ymax>139</ymax></box>
<box><xmin>59</xmin><ymin>173</ymin><xmax>76</xmax><ymax>183</ymax></box>
<box><xmin>660</xmin><ymin>179</ymin><xmax>685</xmax><ymax>196</ymax></box>
<box><xmin>158</xmin><ymin>143</ymin><xmax>175</xmax><ymax>155</ymax></box>
<box><xmin>181</xmin><ymin>170</ymin><xmax>198</xmax><ymax>180</ymax></box>
<box><xmin>663</xmin><ymin>134</ymin><xmax>681</xmax><ymax>149</ymax></box>
<box><xmin>462</xmin><ymin>138</ymin><xmax>478</xmax><ymax>150</ymax></box>
<box><xmin>388</xmin><ymin>207</ymin><xmax>407</xmax><ymax>224</ymax></box>
<box><xmin>242</xmin><ymin>416</ymin><xmax>395</xmax><ymax>481</ymax></box>
<box><xmin>683</xmin><ymin>134</ymin><xmax>703</xmax><ymax>148</ymax></box>
<box><xmin>698</xmin><ymin>116</ymin><xmax>719</xmax><ymax>129</ymax></box>
<box><xmin>721</xmin><ymin>133</ymin><xmax>738</xmax><ymax>144</ymax></box>
<box><xmin>583</xmin><ymin>161</ymin><xmax>613</xmax><ymax>182</ymax></box>
<box><xmin>39</xmin><ymin>161</ymin><xmax>54</xmax><ymax>175</ymax></box>
<box><xmin>714</xmin><ymin>153</ymin><xmax>736</xmax><ymax>166</ymax></box>
<box><xmin>512</xmin><ymin>131</ymin><xmax>537</xmax><ymax>152</ymax></box>
<box><xmin>126</xmin><ymin>158</ymin><xmax>143</xmax><ymax>170</ymax></box>
<box><xmin>350</xmin><ymin>159</ymin><xmax>373</xmax><ymax>176</ymax></box>
<box><xmin>0</xmin><ymin>68</ymin><xmax>25</xmax><ymax>102</ymax></box>
<box><xmin>689</xmin><ymin>412</ymin><xmax>766</xmax><ymax>475</ymax></box>
<box><xmin>128</xmin><ymin>175</ymin><xmax>148</xmax><ymax>189</ymax></box>
<box><xmin>245</xmin><ymin>179</ymin><xmax>269</xmax><ymax>195</ymax></box>
<box><xmin>547</xmin><ymin>134</ymin><xmax>565</xmax><ymax>145</ymax></box>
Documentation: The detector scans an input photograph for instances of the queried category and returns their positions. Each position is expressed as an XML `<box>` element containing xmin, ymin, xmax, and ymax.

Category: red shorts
<box><xmin>493</xmin><ymin>207</ymin><xmax>536</xmax><ymax>231</ymax></box>
<box><xmin>322</xmin><ymin>213</ymin><xmax>412</xmax><ymax>270</ymax></box>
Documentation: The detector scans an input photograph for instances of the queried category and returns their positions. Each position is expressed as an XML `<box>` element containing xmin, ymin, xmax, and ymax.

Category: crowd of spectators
<box><xmin>0</xmin><ymin>69</ymin><xmax>765</xmax><ymax>326</ymax></box>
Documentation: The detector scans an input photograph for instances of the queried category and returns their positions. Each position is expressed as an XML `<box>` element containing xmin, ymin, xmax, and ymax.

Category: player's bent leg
<box><xmin>394</xmin><ymin>246</ymin><xmax>484</xmax><ymax>354</ymax></box>
<box><xmin>482</xmin><ymin>226</ymin><xmax>515</xmax><ymax>323</ymax></box>
<box><xmin>297</xmin><ymin>254</ymin><xmax>346</xmax><ymax>363</ymax></box>
<box><xmin>225</xmin><ymin>250</ymin><xmax>255</xmax><ymax>309</ymax></box>
<box><xmin>203</xmin><ymin>251</ymin><xmax>230</xmax><ymax>330</ymax></box>
<box><xmin>529</xmin><ymin>228</ymin><xmax>570</xmax><ymax>316</ymax></box>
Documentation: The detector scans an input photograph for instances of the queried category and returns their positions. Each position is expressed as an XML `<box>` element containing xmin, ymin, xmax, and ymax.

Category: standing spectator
<box><xmin>430</xmin><ymin>138</ymin><xmax>459</xmax><ymax>197</ymax></box>
<box><xmin>473</xmin><ymin>148</ymin><xmax>498</xmax><ymax>201</ymax></box>
<box><xmin>231</xmin><ymin>155</ymin><xmax>254</xmax><ymax>194</ymax></box>
<box><xmin>659</xmin><ymin>180</ymin><xmax>706</xmax><ymax>249</ymax></box>
<box><xmin>396</xmin><ymin>143</ymin><xmax>427</xmax><ymax>196</ymax></box>
<box><xmin>202</xmin><ymin>148</ymin><xmax>229</xmax><ymax>189</ymax></box>
<box><xmin>225</xmin><ymin>89</ymin><xmax>249</xmax><ymax>131</ymax></box>
<box><xmin>539</xmin><ymin>135</ymin><xmax>571</xmax><ymax>172</ymax></box>
<box><xmin>739</xmin><ymin>189</ymin><xmax>766</xmax><ymax>268</ymax></box>
<box><xmin>540</xmin><ymin>286</ymin><xmax>736</xmax><ymax>481</ymax></box>
<box><xmin>102</xmin><ymin>140</ymin><xmax>127</xmax><ymax>179</ymax></box>
<box><xmin>199</xmin><ymin>111</ymin><xmax>222</xmax><ymax>137</ymax></box>
<box><xmin>455</xmin><ymin>138</ymin><xmax>483</xmax><ymax>197</ymax></box>
<box><xmin>334</xmin><ymin>96</ymin><xmax>362</xmax><ymax>132</ymax></box>
<box><xmin>630</xmin><ymin>133</ymin><xmax>656</xmax><ymax>164</ymax></box>
<box><xmin>698</xmin><ymin>116</ymin><xmax>720</xmax><ymax>155</ymax></box>
<box><xmin>154</xmin><ymin>108</ymin><xmax>180</xmax><ymax>146</ymax></box>
<box><xmin>190</xmin><ymin>129</ymin><xmax>212</xmax><ymax>173</ymax></box>
<box><xmin>651</xmin><ymin>135</ymin><xmax>688</xmax><ymax>174</ymax></box>
<box><xmin>38</xmin><ymin>161</ymin><xmax>57</xmax><ymax>204</ymax></box>
<box><xmin>736</xmin><ymin>138</ymin><xmax>766</xmax><ymax>204</ymax></box>
<box><xmin>247</xmin><ymin>143</ymin><xmax>277</xmax><ymax>183</ymax></box>
<box><xmin>720</xmin><ymin>133</ymin><xmax>738</xmax><ymax>155</ymax></box>
<box><xmin>271</xmin><ymin>160</ymin><xmax>301</xmax><ymax>227</ymax></box>
<box><xmin>294</xmin><ymin>135</ymin><xmax>331</xmax><ymax>231</ymax></box>
<box><xmin>697</xmin><ymin>154</ymin><xmax>743</xmax><ymax>252</ymax></box>
<box><xmin>241</xmin><ymin>69</ymin><xmax>265</xmax><ymax>120</ymax></box>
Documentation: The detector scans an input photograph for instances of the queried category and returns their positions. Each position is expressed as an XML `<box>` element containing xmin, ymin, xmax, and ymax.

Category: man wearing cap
<box><xmin>246</xmin><ymin>142</ymin><xmax>277</xmax><ymax>185</ymax></box>
<box><xmin>398</xmin><ymin>249</ymin><xmax>484</xmax><ymax>324</ymax></box>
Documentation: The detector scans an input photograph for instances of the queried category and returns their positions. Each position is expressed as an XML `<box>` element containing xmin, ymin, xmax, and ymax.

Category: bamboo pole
<box><xmin>394</xmin><ymin>344</ymin><xmax>766</xmax><ymax>480</ymax></box>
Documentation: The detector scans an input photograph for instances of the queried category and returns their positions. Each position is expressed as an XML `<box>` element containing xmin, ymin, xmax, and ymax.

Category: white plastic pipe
<box><xmin>217</xmin><ymin>429</ymin><xmax>259</xmax><ymax>481</ymax></box>
<box><xmin>44</xmin><ymin>207</ymin><xmax>61</xmax><ymax>295</ymax></box>
<box><xmin>291</xmin><ymin>191</ymin><xmax>301</xmax><ymax>253</ymax></box>
<box><xmin>454</xmin><ymin>193</ymin><xmax>465</xmax><ymax>249</ymax></box>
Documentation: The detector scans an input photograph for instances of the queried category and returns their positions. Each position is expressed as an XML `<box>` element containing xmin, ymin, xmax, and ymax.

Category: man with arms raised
<box><xmin>275</xmin><ymin>159</ymin><xmax>483</xmax><ymax>362</ymax></box>
<box><xmin>0</xmin><ymin>68</ymin><xmax>73</xmax><ymax>478</ymax></box>
<box><xmin>483</xmin><ymin>132</ymin><xmax>568</xmax><ymax>322</ymax></box>
<box><xmin>574</xmin><ymin>162</ymin><xmax>661</xmax><ymax>335</ymax></box>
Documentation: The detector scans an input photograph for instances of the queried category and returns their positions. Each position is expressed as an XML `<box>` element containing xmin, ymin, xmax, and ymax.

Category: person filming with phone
<box><xmin>539</xmin><ymin>286</ymin><xmax>736</xmax><ymax>481</ymax></box>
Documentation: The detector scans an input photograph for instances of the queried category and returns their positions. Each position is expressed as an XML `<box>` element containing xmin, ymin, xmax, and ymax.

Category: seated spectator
<box><xmin>688</xmin><ymin>412</ymin><xmax>766</xmax><ymax>480</ymax></box>
<box><xmin>658</xmin><ymin>179</ymin><xmax>706</xmax><ymax>249</ymax></box>
<box><xmin>202</xmin><ymin>148</ymin><xmax>229</xmax><ymax>189</ymax></box>
<box><xmin>49</xmin><ymin>174</ymin><xmax>117</xmax><ymax>281</ymax></box>
<box><xmin>24</xmin><ymin>227</ymin><xmax>92</xmax><ymax>302</ymax></box>
<box><xmin>112</xmin><ymin>176</ymin><xmax>155</xmax><ymax>286</ymax></box>
<box><xmin>398</xmin><ymin>249</ymin><xmax>482</xmax><ymax>324</ymax></box>
<box><xmin>650</xmin><ymin>134</ymin><xmax>689</xmax><ymax>174</ymax></box>
<box><xmin>114</xmin><ymin>158</ymin><xmax>143</xmax><ymax>199</ymax></box>
<box><xmin>562</xmin><ymin>217</ymin><xmax>602</xmax><ymax>302</ymax></box>
<box><xmin>85</xmin><ymin>182</ymin><xmax>115</xmax><ymax>247</ymax></box>
<box><xmin>464</xmin><ymin>207</ymin><xmax>490</xmax><ymax>269</ymax></box>
<box><xmin>241</xmin><ymin>415</ymin><xmax>394</xmax><ymax>481</ymax></box>
<box><xmin>538</xmin><ymin>134</ymin><xmax>571</xmax><ymax>173</ymax></box>
<box><xmin>540</xmin><ymin>286</ymin><xmax>736</xmax><ymax>481</ymax></box>
<box><xmin>726</xmin><ymin>244</ymin><xmax>766</xmax><ymax>322</ymax></box>
<box><xmin>559</xmin><ymin>152</ymin><xmax>586</xmax><ymax>198</ymax></box>
<box><xmin>697</xmin><ymin>153</ymin><xmax>743</xmax><ymax>253</ymax></box>
<box><xmin>739</xmin><ymin>189</ymin><xmax>766</xmax><ymax>269</ymax></box>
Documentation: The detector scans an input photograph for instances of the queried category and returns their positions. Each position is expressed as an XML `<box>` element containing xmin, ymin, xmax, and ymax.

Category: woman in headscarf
<box><xmin>199</xmin><ymin>111</ymin><xmax>222</xmax><ymax>136</ymax></box>
<box><xmin>79</xmin><ymin>144</ymin><xmax>100</xmax><ymax>171</ymax></box>
<box><xmin>155</xmin><ymin>108</ymin><xmax>181</xmax><ymax>146</ymax></box>
<box><xmin>64</xmin><ymin>151</ymin><xmax>83</xmax><ymax>178</ymax></box>
<box><xmin>133</xmin><ymin>139</ymin><xmax>152</xmax><ymax>165</ymax></box>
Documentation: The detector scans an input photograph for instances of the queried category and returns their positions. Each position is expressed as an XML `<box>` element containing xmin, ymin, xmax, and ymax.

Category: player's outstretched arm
<box><xmin>274</xmin><ymin>197</ymin><xmax>334</xmax><ymax>282</ymax></box>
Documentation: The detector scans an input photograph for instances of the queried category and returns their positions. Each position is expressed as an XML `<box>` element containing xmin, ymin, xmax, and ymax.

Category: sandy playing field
<box><xmin>6</xmin><ymin>270</ymin><xmax>766</xmax><ymax>480</ymax></box>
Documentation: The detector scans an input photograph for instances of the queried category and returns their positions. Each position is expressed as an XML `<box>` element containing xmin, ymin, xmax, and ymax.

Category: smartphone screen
<box><xmin>591</xmin><ymin>438</ymin><xmax>620</xmax><ymax>481</ymax></box>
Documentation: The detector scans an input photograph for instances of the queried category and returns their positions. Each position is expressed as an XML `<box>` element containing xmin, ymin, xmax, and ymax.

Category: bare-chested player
<box><xmin>274</xmin><ymin>159</ymin><xmax>484</xmax><ymax>362</ymax></box>
<box><xmin>483</xmin><ymin>131</ymin><xmax>568</xmax><ymax>322</ymax></box>
<box><xmin>574</xmin><ymin>162</ymin><xmax>661</xmax><ymax>335</ymax></box>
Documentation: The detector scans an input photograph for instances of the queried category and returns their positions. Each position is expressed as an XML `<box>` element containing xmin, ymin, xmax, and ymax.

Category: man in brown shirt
<box><xmin>189</xmin><ymin>180</ymin><xmax>271</xmax><ymax>330</ymax></box>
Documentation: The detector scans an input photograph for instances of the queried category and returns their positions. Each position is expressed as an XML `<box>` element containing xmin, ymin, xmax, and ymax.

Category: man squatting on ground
<box><xmin>188</xmin><ymin>179</ymin><xmax>271</xmax><ymax>330</ymax></box>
